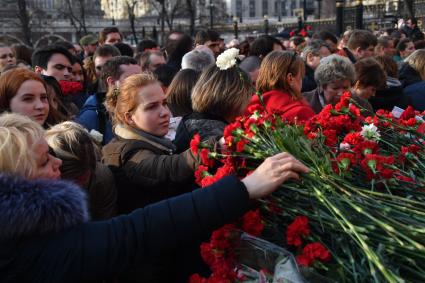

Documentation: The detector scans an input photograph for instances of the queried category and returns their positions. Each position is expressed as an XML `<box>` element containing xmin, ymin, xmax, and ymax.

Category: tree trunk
<box><xmin>127</xmin><ymin>2</ymin><xmax>138</xmax><ymax>44</ymax></box>
<box><xmin>186</xmin><ymin>0</ymin><xmax>196</xmax><ymax>36</ymax></box>
<box><xmin>17</xmin><ymin>0</ymin><xmax>32</xmax><ymax>46</ymax></box>
<box><xmin>404</xmin><ymin>0</ymin><xmax>414</xmax><ymax>18</ymax></box>
<box><xmin>80</xmin><ymin>0</ymin><xmax>88</xmax><ymax>35</ymax></box>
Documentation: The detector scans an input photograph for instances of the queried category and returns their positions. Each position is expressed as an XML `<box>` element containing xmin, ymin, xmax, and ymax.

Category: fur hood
<box><xmin>0</xmin><ymin>174</ymin><xmax>89</xmax><ymax>241</ymax></box>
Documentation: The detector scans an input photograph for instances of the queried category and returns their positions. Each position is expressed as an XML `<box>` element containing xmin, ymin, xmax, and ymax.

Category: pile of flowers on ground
<box><xmin>190</xmin><ymin>93</ymin><xmax>425</xmax><ymax>283</ymax></box>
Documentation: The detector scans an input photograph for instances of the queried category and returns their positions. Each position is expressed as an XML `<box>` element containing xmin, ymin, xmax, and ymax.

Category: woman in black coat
<box><xmin>0</xmin><ymin>114</ymin><xmax>309</xmax><ymax>283</ymax></box>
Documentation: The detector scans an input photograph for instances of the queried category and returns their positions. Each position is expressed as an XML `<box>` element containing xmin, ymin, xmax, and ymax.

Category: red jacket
<box><xmin>248</xmin><ymin>89</ymin><xmax>315</xmax><ymax>122</ymax></box>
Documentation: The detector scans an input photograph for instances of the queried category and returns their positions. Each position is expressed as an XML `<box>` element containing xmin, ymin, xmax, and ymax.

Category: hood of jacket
<box><xmin>386</xmin><ymin>77</ymin><xmax>402</xmax><ymax>88</ymax></box>
<box><xmin>0</xmin><ymin>174</ymin><xmax>89</xmax><ymax>241</ymax></box>
<box><xmin>399</xmin><ymin>63</ymin><xmax>422</xmax><ymax>88</ymax></box>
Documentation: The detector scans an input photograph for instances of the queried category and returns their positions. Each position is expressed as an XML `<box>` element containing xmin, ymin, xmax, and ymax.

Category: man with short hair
<box><xmin>76</xmin><ymin>56</ymin><xmax>141</xmax><ymax>145</ymax></box>
<box><xmin>301</xmin><ymin>40</ymin><xmax>332</xmax><ymax>92</ymax></box>
<box><xmin>195</xmin><ymin>29</ymin><xmax>221</xmax><ymax>57</ymax></box>
<box><xmin>402</xmin><ymin>17</ymin><xmax>422</xmax><ymax>39</ymax></box>
<box><xmin>137</xmin><ymin>51</ymin><xmax>166</xmax><ymax>73</ymax></box>
<box><xmin>239</xmin><ymin>56</ymin><xmax>261</xmax><ymax>84</ymax></box>
<box><xmin>136</xmin><ymin>39</ymin><xmax>159</xmax><ymax>54</ymax></box>
<box><xmin>344</xmin><ymin>30</ymin><xmax>378</xmax><ymax>63</ymax></box>
<box><xmin>396</xmin><ymin>38</ymin><xmax>416</xmax><ymax>61</ymax></box>
<box><xmin>375</xmin><ymin>36</ymin><xmax>396</xmax><ymax>57</ymax></box>
<box><xmin>93</xmin><ymin>45</ymin><xmax>121</xmax><ymax>79</ymax></box>
<box><xmin>32</xmin><ymin>45</ymin><xmax>74</xmax><ymax>81</ymax></box>
<box><xmin>181</xmin><ymin>50</ymin><xmax>215</xmax><ymax>72</ymax></box>
<box><xmin>80</xmin><ymin>34</ymin><xmax>98</xmax><ymax>58</ymax></box>
<box><xmin>99</xmin><ymin>27</ymin><xmax>123</xmax><ymax>46</ymax></box>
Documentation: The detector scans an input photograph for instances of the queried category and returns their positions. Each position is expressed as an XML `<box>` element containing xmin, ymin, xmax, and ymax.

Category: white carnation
<box><xmin>216</xmin><ymin>48</ymin><xmax>239</xmax><ymax>70</ymax></box>
<box><xmin>360</xmin><ymin>123</ymin><xmax>380</xmax><ymax>141</ymax></box>
<box><xmin>89</xmin><ymin>129</ymin><xmax>103</xmax><ymax>143</ymax></box>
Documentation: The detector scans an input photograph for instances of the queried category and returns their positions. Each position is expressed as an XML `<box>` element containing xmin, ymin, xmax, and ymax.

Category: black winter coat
<box><xmin>369</xmin><ymin>77</ymin><xmax>413</xmax><ymax>112</ymax></box>
<box><xmin>301</xmin><ymin>64</ymin><xmax>317</xmax><ymax>93</ymax></box>
<box><xmin>174</xmin><ymin>112</ymin><xmax>227</xmax><ymax>153</ymax></box>
<box><xmin>0</xmin><ymin>174</ymin><xmax>250</xmax><ymax>283</ymax></box>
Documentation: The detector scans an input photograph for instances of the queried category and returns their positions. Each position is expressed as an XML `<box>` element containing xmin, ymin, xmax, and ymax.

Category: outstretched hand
<box><xmin>242</xmin><ymin>152</ymin><xmax>309</xmax><ymax>199</ymax></box>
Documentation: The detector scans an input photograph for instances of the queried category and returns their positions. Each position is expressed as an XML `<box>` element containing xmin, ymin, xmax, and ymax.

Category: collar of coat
<box><xmin>0</xmin><ymin>174</ymin><xmax>89</xmax><ymax>241</ymax></box>
<box><xmin>114</xmin><ymin>124</ymin><xmax>172</xmax><ymax>153</ymax></box>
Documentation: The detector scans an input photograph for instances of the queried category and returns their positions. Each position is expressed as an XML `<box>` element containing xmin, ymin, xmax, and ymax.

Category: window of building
<box><xmin>236</xmin><ymin>0</ymin><xmax>242</xmax><ymax>18</ymax></box>
<box><xmin>249</xmin><ymin>0</ymin><xmax>255</xmax><ymax>17</ymax></box>
<box><xmin>262</xmin><ymin>0</ymin><xmax>268</xmax><ymax>16</ymax></box>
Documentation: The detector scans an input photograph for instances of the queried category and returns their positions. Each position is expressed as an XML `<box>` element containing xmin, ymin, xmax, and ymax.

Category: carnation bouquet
<box><xmin>190</xmin><ymin>93</ymin><xmax>425</xmax><ymax>283</ymax></box>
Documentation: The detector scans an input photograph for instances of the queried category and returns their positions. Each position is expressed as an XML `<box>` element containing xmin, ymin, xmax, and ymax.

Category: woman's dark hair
<box><xmin>249</xmin><ymin>35</ymin><xmax>283</xmax><ymax>58</ymax></box>
<box><xmin>72</xmin><ymin>56</ymin><xmax>88</xmax><ymax>92</ymax></box>
<box><xmin>11</xmin><ymin>44</ymin><xmax>33</xmax><ymax>66</ymax></box>
<box><xmin>154</xmin><ymin>64</ymin><xmax>178</xmax><ymax>87</ymax></box>
<box><xmin>166</xmin><ymin>69</ymin><xmax>200</xmax><ymax>116</ymax></box>
<box><xmin>354</xmin><ymin>57</ymin><xmax>387</xmax><ymax>89</ymax></box>
<box><xmin>374</xmin><ymin>55</ymin><xmax>398</xmax><ymax>78</ymax></box>
<box><xmin>41</xmin><ymin>75</ymin><xmax>70</xmax><ymax>124</ymax></box>
<box><xmin>167</xmin><ymin>34</ymin><xmax>194</xmax><ymax>67</ymax></box>
<box><xmin>114</xmin><ymin>42</ymin><xmax>134</xmax><ymax>57</ymax></box>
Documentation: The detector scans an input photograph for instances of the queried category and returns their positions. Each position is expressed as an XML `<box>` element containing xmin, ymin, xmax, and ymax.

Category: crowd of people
<box><xmin>0</xmin><ymin>19</ymin><xmax>424</xmax><ymax>282</ymax></box>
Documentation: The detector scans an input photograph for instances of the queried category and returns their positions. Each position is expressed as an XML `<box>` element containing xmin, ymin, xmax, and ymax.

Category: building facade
<box><xmin>100</xmin><ymin>0</ymin><xmax>152</xmax><ymax>20</ymax></box>
<box><xmin>225</xmin><ymin>0</ymin><xmax>315</xmax><ymax>21</ymax></box>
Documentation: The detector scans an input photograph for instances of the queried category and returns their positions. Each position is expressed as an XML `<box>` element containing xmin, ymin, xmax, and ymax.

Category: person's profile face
<box><xmin>0</xmin><ymin>47</ymin><xmax>16</xmax><ymax>71</ymax></box>
<box><xmin>44</xmin><ymin>53</ymin><xmax>73</xmax><ymax>81</ymax></box>
<box><xmin>31</xmin><ymin>137</ymin><xmax>62</xmax><ymax>180</ymax></box>
<box><xmin>129</xmin><ymin>83</ymin><xmax>171</xmax><ymax>137</ymax></box>
<box><xmin>105</xmin><ymin>32</ymin><xmax>122</xmax><ymax>45</ymax></box>
<box><xmin>94</xmin><ymin>55</ymin><xmax>112</xmax><ymax>78</ymax></box>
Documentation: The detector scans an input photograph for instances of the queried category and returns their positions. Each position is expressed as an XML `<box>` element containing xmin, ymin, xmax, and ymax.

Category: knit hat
<box><xmin>79</xmin><ymin>34</ymin><xmax>98</xmax><ymax>46</ymax></box>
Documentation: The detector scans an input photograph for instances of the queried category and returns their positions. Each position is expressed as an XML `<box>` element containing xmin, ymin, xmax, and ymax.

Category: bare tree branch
<box><xmin>125</xmin><ymin>0</ymin><xmax>138</xmax><ymax>43</ymax></box>
<box><xmin>59</xmin><ymin>0</ymin><xmax>88</xmax><ymax>39</ymax></box>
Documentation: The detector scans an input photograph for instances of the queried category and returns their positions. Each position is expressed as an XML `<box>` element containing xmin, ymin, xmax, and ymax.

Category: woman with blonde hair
<box><xmin>248</xmin><ymin>51</ymin><xmax>315</xmax><ymax>122</ymax></box>
<box><xmin>174</xmin><ymin>59</ymin><xmax>253</xmax><ymax>153</ymax></box>
<box><xmin>0</xmin><ymin>114</ymin><xmax>310</xmax><ymax>282</ymax></box>
<box><xmin>45</xmin><ymin>121</ymin><xmax>117</xmax><ymax>220</ymax></box>
<box><xmin>0</xmin><ymin>113</ymin><xmax>61</xmax><ymax>179</ymax></box>
<box><xmin>399</xmin><ymin>49</ymin><xmax>425</xmax><ymax>110</ymax></box>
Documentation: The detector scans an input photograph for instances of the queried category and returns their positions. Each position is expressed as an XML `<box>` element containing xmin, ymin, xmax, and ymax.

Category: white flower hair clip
<box><xmin>216</xmin><ymin>48</ymin><xmax>239</xmax><ymax>70</ymax></box>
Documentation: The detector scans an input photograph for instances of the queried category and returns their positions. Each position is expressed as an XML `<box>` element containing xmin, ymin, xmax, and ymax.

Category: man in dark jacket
<box><xmin>76</xmin><ymin>56</ymin><xmax>141</xmax><ymax>144</ymax></box>
<box><xmin>402</xmin><ymin>18</ymin><xmax>423</xmax><ymax>39</ymax></box>
<box><xmin>0</xmin><ymin>152</ymin><xmax>309</xmax><ymax>283</ymax></box>
<box><xmin>301</xmin><ymin>40</ymin><xmax>331</xmax><ymax>92</ymax></box>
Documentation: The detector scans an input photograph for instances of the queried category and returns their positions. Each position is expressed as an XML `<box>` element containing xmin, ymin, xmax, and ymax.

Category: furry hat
<box><xmin>0</xmin><ymin>174</ymin><xmax>89</xmax><ymax>240</ymax></box>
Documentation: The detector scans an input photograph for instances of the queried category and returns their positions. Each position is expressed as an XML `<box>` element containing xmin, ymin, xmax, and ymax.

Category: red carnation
<box><xmin>200</xmin><ymin>242</ymin><xmax>215</xmax><ymax>266</ymax></box>
<box><xmin>286</xmin><ymin>216</ymin><xmax>310</xmax><ymax>247</ymax></box>
<box><xmin>195</xmin><ymin>165</ymin><xmax>210</xmax><ymax>186</ymax></box>
<box><xmin>214</xmin><ymin>164</ymin><xmax>235</xmax><ymax>180</ymax></box>
<box><xmin>188</xmin><ymin>274</ymin><xmax>208</xmax><ymax>283</ymax></box>
<box><xmin>336</xmin><ymin>152</ymin><xmax>357</xmax><ymax>171</ymax></box>
<box><xmin>236</xmin><ymin>139</ymin><xmax>248</xmax><ymax>153</ymax></box>
<box><xmin>190</xmin><ymin>134</ymin><xmax>201</xmax><ymax>154</ymax></box>
<box><xmin>246</xmin><ymin>104</ymin><xmax>264</xmax><ymax>114</ymax></box>
<box><xmin>296</xmin><ymin>242</ymin><xmax>331</xmax><ymax>267</ymax></box>
<box><xmin>401</xmin><ymin>144</ymin><xmax>421</xmax><ymax>156</ymax></box>
<box><xmin>59</xmin><ymin>80</ymin><xmax>83</xmax><ymax>95</ymax></box>
<box><xmin>223</xmin><ymin>121</ymin><xmax>241</xmax><ymax>138</ymax></box>
<box><xmin>343</xmin><ymin>132</ymin><xmax>364</xmax><ymax>145</ymax></box>
<box><xmin>242</xmin><ymin>209</ymin><xmax>264</xmax><ymax>237</ymax></box>
<box><xmin>200</xmin><ymin>148</ymin><xmax>214</xmax><ymax>167</ymax></box>
<box><xmin>400</xmin><ymin>106</ymin><xmax>416</xmax><ymax>120</ymax></box>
